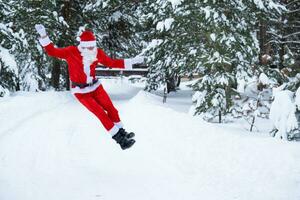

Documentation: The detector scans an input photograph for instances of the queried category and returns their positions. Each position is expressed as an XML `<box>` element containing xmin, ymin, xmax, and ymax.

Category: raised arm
<box><xmin>35</xmin><ymin>24</ymin><xmax>69</xmax><ymax>59</ymax></box>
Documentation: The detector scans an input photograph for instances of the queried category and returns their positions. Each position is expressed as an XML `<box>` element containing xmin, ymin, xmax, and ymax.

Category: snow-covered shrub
<box><xmin>233</xmin><ymin>73</ymin><xmax>273</xmax><ymax>131</ymax></box>
<box><xmin>269</xmin><ymin>89</ymin><xmax>299</xmax><ymax>140</ymax></box>
<box><xmin>0</xmin><ymin>46</ymin><xmax>19</xmax><ymax>95</ymax></box>
<box><xmin>22</xmin><ymin>72</ymin><xmax>40</xmax><ymax>92</ymax></box>
<box><xmin>191</xmin><ymin>73</ymin><xmax>234</xmax><ymax>123</ymax></box>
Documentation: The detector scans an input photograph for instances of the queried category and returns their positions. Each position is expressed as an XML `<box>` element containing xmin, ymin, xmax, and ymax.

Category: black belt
<box><xmin>71</xmin><ymin>79</ymin><xmax>98</xmax><ymax>88</ymax></box>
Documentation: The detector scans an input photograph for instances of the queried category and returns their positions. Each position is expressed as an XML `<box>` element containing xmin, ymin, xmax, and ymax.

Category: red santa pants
<box><xmin>74</xmin><ymin>85</ymin><xmax>121</xmax><ymax>134</ymax></box>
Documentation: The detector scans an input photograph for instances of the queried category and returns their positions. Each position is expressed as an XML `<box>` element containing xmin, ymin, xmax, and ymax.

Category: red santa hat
<box><xmin>79</xmin><ymin>30</ymin><xmax>96</xmax><ymax>47</ymax></box>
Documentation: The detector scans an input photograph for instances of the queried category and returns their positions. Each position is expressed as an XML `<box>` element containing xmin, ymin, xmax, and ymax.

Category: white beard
<box><xmin>78</xmin><ymin>46</ymin><xmax>97</xmax><ymax>83</ymax></box>
<box><xmin>78</xmin><ymin>46</ymin><xmax>98</xmax><ymax>67</ymax></box>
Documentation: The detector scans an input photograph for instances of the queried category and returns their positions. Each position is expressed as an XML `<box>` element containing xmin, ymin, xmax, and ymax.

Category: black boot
<box><xmin>112</xmin><ymin>129</ymin><xmax>135</xmax><ymax>150</ymax></box>
<box><xmin>119</xmin><ymin>128</ymin><xmax>135</xmax><ymax>139</ymax></box>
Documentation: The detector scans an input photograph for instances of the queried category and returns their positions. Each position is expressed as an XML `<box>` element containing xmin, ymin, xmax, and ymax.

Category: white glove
<box><xmin>124</xmin><ymin>56</ymin><xmax>145</xmax><ymax>70</ymax></box>
<box><xmin>131</xmin><ymin>56</ymin><xmax>145</xmax><ymax>64</ymax></box>
<box><xmin>35</xmin><ymin>24</ymin><xmax>47</xmax><ymax>37</ymax></box>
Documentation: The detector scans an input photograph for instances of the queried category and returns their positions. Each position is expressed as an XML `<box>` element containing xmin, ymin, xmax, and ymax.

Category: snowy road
<box><xmin>1</xmin><ymin>80</ymin><xmax>300</xmax><ymax>200</ymax></box>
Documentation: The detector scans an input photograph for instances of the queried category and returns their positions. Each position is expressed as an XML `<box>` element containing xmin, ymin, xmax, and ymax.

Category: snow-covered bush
<box><xmin>269</xmin><ymin>89</ymin><xmax>299</xmax><ymax>140</ymax></box>
<box><xmin>233</xmin><ymin>73</ymin><xmax>273</xmax><ymax>131</ymax></box>
<box><xmin>22</xmin><ymin>72</ymin><xmax>40</xmax><ymax>92</ymax></box>
<box><xmin>142</xmin><ymin>0</ymin><xmax>285</xmax><ymax>123</ymax></box>
<box><xmin>0</xmin><ymin>46</ymin><xmax>19</xmax><ymax>95</ymax></box>
<box><xmin>191</xmin><ymin>73</ymin><xmax>234</xmax><ymax>123</ymax></box>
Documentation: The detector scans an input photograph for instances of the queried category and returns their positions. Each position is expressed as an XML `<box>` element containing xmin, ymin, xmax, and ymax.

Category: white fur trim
<box><xmin>114</xmin><ymin>122</ymin><xmax>124</xmax><ymax>128</ymax></box>
<box><xmin>71</xmin><ymin>80</ymin><xmax>102</xmax><ymax>94</ymax></box>
<box><xmin>109</xmin><ymin>125</ymin><xmax>120</xmax><ymax>136</ymax></box>
<box><xmin>39</xmin><ymin>36</ymin><xmax>51</xmax><ymax>47</ymax></box>
<box><xmin>80</xmin><ymin>41</ymin><xmax>96</xmax><ymax>47</ymax></box>
<box><xmin>124</xmin><ymin>59</ymin><xmax>133</xmax><ymax>70</ymax></box>
<box><xmin>84</xmin><ymin>65</ymin><xmax>93</xmax><ymax>83</ymax></box>
<box><xmin>77</xmin><ymin>46</ymin><xmax>98</xmax><ymax>83</ymax></box>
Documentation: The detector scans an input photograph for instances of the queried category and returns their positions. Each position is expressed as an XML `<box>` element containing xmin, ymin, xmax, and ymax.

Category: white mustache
<box><xmin>80</xmin><ymin>47</ymin><xmax>97</xmax><ymax>66</ymax></box>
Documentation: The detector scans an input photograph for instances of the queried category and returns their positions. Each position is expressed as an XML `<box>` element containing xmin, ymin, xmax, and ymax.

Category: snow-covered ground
<box><xmin>0</xmin><ymin>79</ymin><xmax>300</xmax><ymax>200</ymax></box>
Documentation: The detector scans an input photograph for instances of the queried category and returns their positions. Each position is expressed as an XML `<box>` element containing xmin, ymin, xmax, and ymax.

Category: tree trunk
<box><xmin>259</xmin><ymin>19</ymin><xmax>267</xmax><ymax>65</ymax></box>
<box><xmin>250</xmin><ymin>116</ymin><xmax>255</xmax><ymax>132</ymax></box>
<box><xmin>65</xmin><ymin>69</ymin><xmax>70</xmax><ymax>91</ymax></box>
<box><xmin>54</xmin><ymin>0</ymin><xmax>71</xmax><ymax>90</ymax></box>
<box><xmin>166</xmin><ymin>74</ymin><xmax>180</xmax><ymax>93</ymax></box>
<box><xmin>279</xmin><ymin>1</ymin><xmax>287</xmax><ymax>69</ymax></box>
<box><xmin>51</xmin><ymin>59</ymin><xmax>61</xmax><ymax>90</ymax></box>
<box><xmin>279</xmin><ymin>42</ymin><xmax>285</xmax><ymax>69</ymax></box>
<box><xmin>36</xmin><ymin>57</ymin><xmax>46</xmax><ymax>91</ymax></box>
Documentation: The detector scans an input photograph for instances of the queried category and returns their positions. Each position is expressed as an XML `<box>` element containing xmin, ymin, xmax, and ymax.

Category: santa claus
<box><xmin>35</xmin><ymin>24</ymin><xmax>143</xmax><ymax>150</ymax></box>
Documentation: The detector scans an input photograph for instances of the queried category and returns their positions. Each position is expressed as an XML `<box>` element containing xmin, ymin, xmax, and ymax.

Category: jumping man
<box><xmin>35</xmin><ymin>24</ymin><xmax>144</xmax><ymax>150</ymax></box>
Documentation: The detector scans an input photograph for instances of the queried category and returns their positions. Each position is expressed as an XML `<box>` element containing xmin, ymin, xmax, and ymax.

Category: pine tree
<box><xmin>83</xmin><ymin>0</ymin><xmax>143</xmax><ymax>59</ymax></box>
<box><xmin>0</xmin><ymin>1</ymin><xmax>20</xmax><ymax>95</ymax></box>
<box><xmin>1</xmin><ymin>0</ymin><xmax>143</xmax><ymax>92</ymax></box>
<box><xmin>267</xmin><ymin>0</ymin><xmax>300</xmax><ymax>70</ymax></box>
<box><xmin>142</xmin><ymin>0</ymin><xmax>285</xmax><ymax>122</ymax></box>
<box><xmin>5</xmin><ymin>0</ymin><xmax>64</xmax><ymax>91</ymax></box>
<box><xmin>141</xmin><ymin>0</ymin><xmax>191</xmax><ymax>92</ymax></box>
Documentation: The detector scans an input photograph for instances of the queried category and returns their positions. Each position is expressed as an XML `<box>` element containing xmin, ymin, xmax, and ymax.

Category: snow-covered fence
<box><xmin>96</xmin><ymin>65</ymin><xmax>183</xmax><ymax>103</ymax></box>
<box><xmin>95</xmin><ymin>64</ymin><xmax>148</xmax><ymax>77</ymax></box>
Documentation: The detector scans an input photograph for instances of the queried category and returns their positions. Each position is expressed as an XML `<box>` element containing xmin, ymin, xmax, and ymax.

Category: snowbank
<box><xmin>0</xmin><ymin>81</ymin><xmax>300</xmax><ymax>200</ymax></box>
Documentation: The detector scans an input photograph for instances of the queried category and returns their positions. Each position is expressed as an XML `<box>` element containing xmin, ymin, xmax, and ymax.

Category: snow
<box><xmin>111</xmin><ymin>11</ymin><xmax>122</xmax><ymax>22</ymax></box>
<box><xmin>254</xmin><ymin>0</ymin><xmax>265</xmax><ymax>10</ymax></box>
<box><xmin>22</xmin><ymin>72</ymin><xmax>39</xmax><ymax>92</ymax></box>
<box><xmin>84</xmin><ymin>0</ymin><xmax>106</xmax><ymax>11</ymax></box>
<box><xmin>156</xmin><ymin>18</ymin><xmax>174</xmax><ymax>32</ymax></box>
<box><xmin>0</xmin><ymin>85</ymin><xmax>10</xmax><ymax>97</ymax></box>
<box><xmin>167</xmin><ymin>0</ymin><xmax>183</xmax><ymax>9</ymax></box>
<box><xmin>259</xmin><ymin>73</ymin><xmax>269</xmax><ymax>85</ymax></box>
<box><xmin>189</xmin><ymin>49</ymin><xmax>197</xmax><ymax>55</ymax></box>
<box><xmin>141</xmin><ymin>39</ymin><xmax>163</xmax><ymax>55</ymax></box>
<box><xmin>213</xmin><ymin>12</ymin><xmax>218</xmax><ymax>20</ymax></box>
<box><xmin>191</xmin><ymin>90</ymin><xmax>207</xmax><ymax>110</ymax></box>
<box><xmin>296</xmin><ymin>87</ymin><xmax>300</xmax><ymax>108</ymax></box>
<box><xmin>156</xmin><ymin>21</ymin><xmax>165</xmax><ymax>32</ymax></box>
<box><xmin>269</xmin><ymin>90</ymin><xmax>298</xmax><ymax>140</ymax></box>
<box><xmin>210</xmin><ymin>33</ymin><xmax>216</xmax><ymax>41</ymax></box>
<box><xmin>1</xmin><ymin>79</ymin><xmax>300</xmax><ymax>200</ymax></box>
<box><xmin>0</xmin><ymin>46</ymin><xmax>18</xmax><ymax>73</ymax></box>
<box><xmin>243</xmin><ymin>80</ymin><xmax>259</xmax><ymax>98</ymax></box>
<box><xmin>237</xmin><ymin>78</ymin><xmax>246</xmax><ymax>93</ymax></box>
<box><xmin>201</xmin><ymin>6</ymin><xmax>212</xmax><ymax>20</ymax></box>
<box><xmin>213</xmin><ymin>51</ymin><xmax>220</xmax><ymax>58</ymax></box>
<box><xmin>217</xmin><ymin>75</ymin><xmax>229</xmax><ymax>85</ymax></box>
<box><xmin>268</xmin><ymin>0</ymin><xmax>286</xmax><ymax>13</ymax></box>
<box><xmin>164</xmin><ymin>18</ymin><xmax>175</xmax><ymax>31</ymax></box>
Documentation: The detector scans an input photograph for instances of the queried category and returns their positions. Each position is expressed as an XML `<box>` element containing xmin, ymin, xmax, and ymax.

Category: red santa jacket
<box><xmin>39</xmin><ymin>36</ymin><xmax>128</xmax><ymax>94</ymax></box>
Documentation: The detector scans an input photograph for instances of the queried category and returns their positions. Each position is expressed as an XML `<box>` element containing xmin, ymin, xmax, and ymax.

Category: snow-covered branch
<box><xmin>283</xmin><ymin>31</ymin><xmax>300</xmax><ymax>39</ymax></box>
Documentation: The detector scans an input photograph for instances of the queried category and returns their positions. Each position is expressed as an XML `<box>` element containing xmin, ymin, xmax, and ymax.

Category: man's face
<box><xmin>79</xmin><ymin>45</ymin><xmax>97</xmax><ymax>63</ymax></box>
